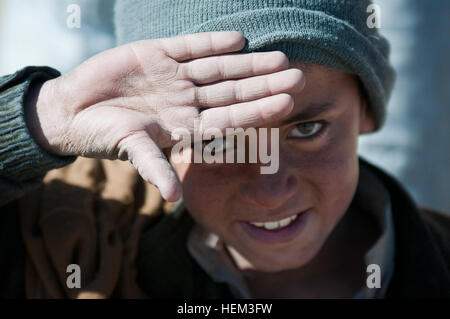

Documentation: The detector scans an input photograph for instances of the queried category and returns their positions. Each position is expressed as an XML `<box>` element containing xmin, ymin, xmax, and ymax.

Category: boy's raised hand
<box><xmin>27</xmin><ymin>31</ymin><xmax>305</xmax><ymax>202</ymax></box>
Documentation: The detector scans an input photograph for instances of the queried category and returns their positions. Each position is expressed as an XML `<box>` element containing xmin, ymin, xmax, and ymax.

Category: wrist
<box><xmin>24</xmin><ymin>78</ymin><xmax>66</xmax><ymax>156</ymax></box>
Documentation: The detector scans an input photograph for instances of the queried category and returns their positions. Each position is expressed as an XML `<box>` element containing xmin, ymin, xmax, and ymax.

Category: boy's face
<box><xmin>170</xmin><ymin>62</ymin><xmax>375</xmax><ymax>272</ymax></box>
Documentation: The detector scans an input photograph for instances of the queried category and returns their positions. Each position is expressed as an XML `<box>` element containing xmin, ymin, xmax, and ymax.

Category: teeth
<box><xmin>264</xmin><ymin>221</ymin><xmax>279</xmax><ymax>230</ymax></box>
<box><xmin>250</xmin><ymin>214</ymin><xmax>298</xmax><ymax>230</ymax></box>
<box><xmin>279</xmin><ymin>217</ymin><xmax>291</xmax><ymax>227</ymax></box>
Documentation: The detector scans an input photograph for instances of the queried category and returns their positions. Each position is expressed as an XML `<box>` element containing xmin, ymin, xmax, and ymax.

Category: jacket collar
<box><xmin>359</xmin><ymin>158</ymin><xmax>450</xmax><ymax>298</ymax></box>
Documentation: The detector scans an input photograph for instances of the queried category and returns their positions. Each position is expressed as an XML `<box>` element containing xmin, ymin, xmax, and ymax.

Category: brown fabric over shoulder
<box><xmin>18</xmin><ymin>157</ymin><xmax>168</xmax><ymax>299</ymax></box>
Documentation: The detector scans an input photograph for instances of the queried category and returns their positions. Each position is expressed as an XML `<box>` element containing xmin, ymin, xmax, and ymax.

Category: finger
<box><xmin>196</xmin><ymin>68</ymin><xmax>305</xmax><ymax>107</ymax></box>
<box><xmin>182</xmin><ymin>51</ymin><xmax>289</xmax><ymax>84</ymax></box>
<box><xmin>158</xmin><ymin>31</ymin><xmax>245</xmax><ymax>62</ymax></box>
<box><xmin>199</xmin><ymin>93</ymin><xmax>295</xmax><ymax>133</ymax></box>
<box><xmin>119</xmin><ymin>131</ymin><xmax>182</xmax><ymax>202</ymax></box>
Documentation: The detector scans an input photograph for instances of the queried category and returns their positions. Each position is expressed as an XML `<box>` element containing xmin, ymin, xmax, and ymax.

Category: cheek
<box><xmin>315</xmin><ymin>122</ymin><xmax>359</xmax><ymax>226</ymax></box>
<box><xmin>314</xmin><ymin>143</ymin><xmax>358</xmax><ymax>221</ymax></box>
<box><xmin>288</xmin><ymin>117</ymin><xmax>360</xmax><ymax>226</ymax></box>
<box><xmin>171</xmin><ymin>158</ymin><xmax>242</xmax><ymax>231</ymax></box>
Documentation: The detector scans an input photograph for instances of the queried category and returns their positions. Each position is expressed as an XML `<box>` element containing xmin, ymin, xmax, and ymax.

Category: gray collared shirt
<box><xmin>186</xmin><ymin>164</ymin><xmax>396</xmax><ymax>299</ymax></box>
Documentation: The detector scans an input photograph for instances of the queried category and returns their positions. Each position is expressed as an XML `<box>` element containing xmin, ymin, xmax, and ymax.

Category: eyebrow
<box><xmin>281</xmin><ymin>102</ymin><xmax>334</xmax><ymax>125</ymax></box>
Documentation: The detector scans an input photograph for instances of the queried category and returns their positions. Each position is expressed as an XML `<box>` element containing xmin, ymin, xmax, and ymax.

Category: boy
<box><xmin>0</xmin><ymin>0</ymin><xmax>449</xmax><ymax>298</ymax></box>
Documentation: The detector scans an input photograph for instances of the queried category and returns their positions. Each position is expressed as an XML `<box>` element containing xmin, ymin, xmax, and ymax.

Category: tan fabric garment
<box><xmin>17</xmin><ymin>157</ymin><xmax>170</xmax><ymax>299</ymax></box>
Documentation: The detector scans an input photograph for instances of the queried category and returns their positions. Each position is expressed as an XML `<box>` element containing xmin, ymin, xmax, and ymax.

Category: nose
<box><xmin>239</xmin><ymin>163</ymin><xmax>299</xmax><ymax>210</ymax></box>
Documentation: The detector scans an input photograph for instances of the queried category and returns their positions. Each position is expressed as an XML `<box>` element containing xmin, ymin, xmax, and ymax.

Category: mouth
<box><xmin>248</xmin><ymin>214</ymin><xmax>299</xmax><ymax>230</ymax></box>
<box><xmin>238</xmin><ymin>209</ymin><xmax>311</xmax><ymax>245</ymax></box>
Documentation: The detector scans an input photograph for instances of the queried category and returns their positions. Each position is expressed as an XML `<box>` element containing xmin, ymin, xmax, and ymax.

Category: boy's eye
<box><xmin>287</xmin><ymin>122</ymin><xmax>324</xmax><ymax>138</ymax></box>
<box><xmin>202</xmin><ymin>137</ymin><xmax>234</xmax><ymax>154</ymax></box>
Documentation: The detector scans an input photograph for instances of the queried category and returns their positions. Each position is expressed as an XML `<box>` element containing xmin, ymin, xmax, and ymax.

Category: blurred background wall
<box><xmin>358</xmin><ymin>0</ymin><xmax>450</xmax><ymax>213</ymax></box>
<box><xmin>0</xmin><ymin>0</ymin><xmax>449</xmax><ymax>213</ymax></box>
<box><xmin>0</xmin><ymin>0</ymin><xmax>114</xmax><ymax>74</ymax></box>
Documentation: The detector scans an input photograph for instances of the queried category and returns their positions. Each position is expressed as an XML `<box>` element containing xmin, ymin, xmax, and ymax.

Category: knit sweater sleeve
<box><xmin>0</xmin><ymin>67</ymin><xmax>77</xmax><ymax>207</ymax></box>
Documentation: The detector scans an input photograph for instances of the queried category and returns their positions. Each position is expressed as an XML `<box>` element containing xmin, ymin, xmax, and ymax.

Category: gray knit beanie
<box><xmin>114</xmin><ymin>0</ymin><xmax>396</xmax><ymax>130</ymax></box>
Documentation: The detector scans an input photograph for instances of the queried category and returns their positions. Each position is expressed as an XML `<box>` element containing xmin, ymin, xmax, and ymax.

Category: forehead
<box><xmin>288</xmin><ymin>62</ymin><xmax>359</xmax><ymax>101</ymax></box>
<box><xmin>290</xmin><ymin>62</ymin><xmax>355</xmax><ymax>84</ymax></box>
<box><xmin>278</xmin><ymin>62</ymin><xmax>362</xmax><ymax>123</ymax></box>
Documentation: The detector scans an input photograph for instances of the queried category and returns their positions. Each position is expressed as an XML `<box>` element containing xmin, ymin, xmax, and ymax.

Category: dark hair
<box><xmin>356</xmin><ymin>76</ymin><xmax>373</xmax><ymax>121</ymax></box>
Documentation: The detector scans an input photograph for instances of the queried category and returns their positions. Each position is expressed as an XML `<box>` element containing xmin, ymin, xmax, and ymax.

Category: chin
<box><xmin>249</xmin><ymin>249</ymin><xmax>316</xmax><ymax>273</ymax></box>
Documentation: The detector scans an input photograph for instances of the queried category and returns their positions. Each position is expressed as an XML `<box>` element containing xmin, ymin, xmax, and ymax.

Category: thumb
<box><xmin>118</xmin><ymin>131</ymin><xmax>182</xmax><ymax>202</ymax></box>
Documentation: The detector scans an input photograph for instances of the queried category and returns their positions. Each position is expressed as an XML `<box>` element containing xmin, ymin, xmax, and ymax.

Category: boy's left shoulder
<box><xmin>419</xmin><ymin>207</ymin><xmax>450</xmax><ymax>261</ymax></box>
<box><xmin>359</xmin><ymin>157</ymin><xmax>450</xmax><ymax>271</ymax></box>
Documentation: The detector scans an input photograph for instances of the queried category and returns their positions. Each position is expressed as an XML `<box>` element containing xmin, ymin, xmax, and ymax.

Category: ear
<box><xmin>359</xmin><ymin>98</ymin><xmax>376</xmax><ymax>134</ymax></box>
